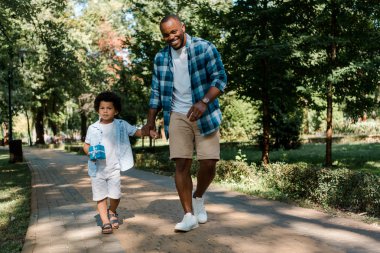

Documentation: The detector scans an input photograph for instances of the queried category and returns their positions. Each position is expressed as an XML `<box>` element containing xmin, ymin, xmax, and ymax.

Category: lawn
<box><xmin>133</xmin><ymin>141</ymin><xmax>380</xmax><ymax>176</ymax></box>
<box><xmin>0</xmin><ymin>149</ymin><xmax>31</xmax><ymax>252</ymax></box>
<box><xmin>220</xmin><ymin>142</ymin><xmax>380</xmax><ymax>175</ymax></box>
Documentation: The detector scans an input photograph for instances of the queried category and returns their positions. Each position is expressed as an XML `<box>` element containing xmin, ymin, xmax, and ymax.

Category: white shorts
<box><xmin>91</xmin><ymin>169</ymin><xmax>121</xmax><ymax>201</ymax></box>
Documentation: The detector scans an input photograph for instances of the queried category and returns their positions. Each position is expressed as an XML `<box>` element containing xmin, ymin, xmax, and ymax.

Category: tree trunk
<box><xmin>25</xmin><ymin>109</ymin><xmax>32</xmax><ymax>146</ymax></box>
<box><xmin>80</xmin><ymin>112</ymin><xmax>87</xmax><ymax>142</ymax></box>
<box><xmin>35</xmin><ymin>107</ymin><xmax>45</xmax><ymax>144</ymax></box>
<box><xmin>325</xmin><ymin>1</ymin><xmax>338</xmax><ymax>167</ymax></box>
<box><xmin>325</xmin><ymin>81</ymin><xmax>333</xmax><ymax>166</ymax></box>
<box><xmin>49</xmin><ymin>119</ymin><xmax>58</xmax><ymax>137</ymax></box>
<box><xmin>261</xmin><ymin>58</ymin><xmax>270</xmax><ymax>165</ymax></box>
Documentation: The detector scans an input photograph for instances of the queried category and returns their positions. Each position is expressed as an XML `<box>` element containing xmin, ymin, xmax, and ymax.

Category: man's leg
<box><xmin>169</xmin><ymin>113</ymin><xmax>198</xmax><ymax>231</ymax></box>
<box><xmin>174</xmin><ymin>158</ymin><xmax>193</xmax><ymax>213</ymax></box>
<box><xmin>173</xmin><ymin>158</ymin><xmax>199</xmax><ymax>231</ymax></box>
<box><xmin>193</xmin><ymin>159</ymin><xmax>217</xmax><ymax>198</ymax></box>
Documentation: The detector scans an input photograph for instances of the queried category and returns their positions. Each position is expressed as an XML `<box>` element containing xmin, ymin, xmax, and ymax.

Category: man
<box><xmin>142</xmin><ymin>14</ymin><xmax>227</xmax><ymax>232</ymax></box>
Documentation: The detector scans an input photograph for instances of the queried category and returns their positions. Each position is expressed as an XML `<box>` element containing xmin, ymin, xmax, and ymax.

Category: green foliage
<box><xmin>223</xmin><ymin>1</ymin><xmax>309</xmax><ymax>160</ymax></box>
<box><xmin>215</xmin><ymin>160</ymin><xmax>254</xmax><ymax>184</ymax></box>
<box><xmin>259</xmin><ymin>162</ymin><xmax>319</xmax><ymax>199</ymax></box>
<box><xmin>134</xmin><ymin>147</ymin><xmax>175</xmax><ymax>175</ymax></box>
<box><xmin>334</xmin><ymin>119</ymin><xmax>380</xmax><ymax>135</ymax></box>
<box><xmin>312</xmin><ymin>168</ymin><xmax>380</xmax><ymax>215</ymax></box>
<box><xmin>222</xmin><ymin>161</ymin><xmax>380</xmax><ymax>216</ymax></box>
<box><xmin>270</xmin><ymin>107</ymin><xmax>303</xmax><ymax>149</ymax></box>
<box><xmin>133</xmin><ymin>143</ymin><xmax>380</xmax><ymax>217</ymax></box>
<box><xmin>219</xmin><ymin>92</ymin><xmax>259</xmax><ymax>141</ymax></box>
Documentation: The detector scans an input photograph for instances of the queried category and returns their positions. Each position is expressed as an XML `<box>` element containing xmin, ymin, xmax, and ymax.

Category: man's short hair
<box><xmin>160</xmin><ymin>14</ymin><xmax>182</xmax><ymax>25</ymax></box>
<box><xmin>94</xmin><ymin>91</ymin><xmax>122</xmax><ymax>113</ymax></box>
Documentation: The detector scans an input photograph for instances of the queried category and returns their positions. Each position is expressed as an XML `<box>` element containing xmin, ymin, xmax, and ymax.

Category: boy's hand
<box><xmin>149</xmin><ymin>130</ymin><xmax>159</xmax><ymax>139</ymax></box>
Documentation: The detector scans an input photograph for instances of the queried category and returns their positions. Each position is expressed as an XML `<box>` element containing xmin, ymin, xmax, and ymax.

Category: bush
<box><xmin>334</xmin><ymin>119</ymin><xmax>380</xmax><ymax>135</ymax></box>
<box><xmin>312</xmin><ymin>168</ymin><xmax>380</xmax><ymax>215</ymax></box>
<box><xmin>215</xmin><ymin>160</ymin><xmax>380</xmax><ymax>216</ymax></box>
<box><xmin>215</xmin><ymin>160</ymin><xmax>254</xmax><ymax>183</ymax></box>
<box><xmin>132</xmin><ymin>149</ymin><xmax>380</xmax><ymax>217</ymax></box>
<box><xmin>135</xmin><ymin>151</ymin><xmax>174</xmax><ymax>175</ymax></box>
<box><xmin>260</xmin><ymin>162</ymin><xmax>319</xmax><ymax>199</ymax></box>
<box><xmin>219</xmin><ymin>92</ymin><xmax>259</xmax><ymax>141</ymax></box>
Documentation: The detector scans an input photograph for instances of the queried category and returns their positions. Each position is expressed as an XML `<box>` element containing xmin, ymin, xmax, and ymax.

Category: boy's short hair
<box><xmin>94</xmin><ymin>91</ymin><xmax>122</xmax><ymax>113</ymax></box>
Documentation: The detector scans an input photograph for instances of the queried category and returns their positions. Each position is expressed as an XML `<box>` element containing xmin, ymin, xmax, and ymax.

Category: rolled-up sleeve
<box><xmin>206</xmin><ymin>44</ymin><xmax>227</xmax><ymax>93</ymax></box>
<box><xmin>149</xmin><ymin>57</ymin><xmax>162</xmax><ymax>109</ymax></box>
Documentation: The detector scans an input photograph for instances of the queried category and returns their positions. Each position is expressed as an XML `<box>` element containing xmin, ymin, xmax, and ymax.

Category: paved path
<box><xmin>21</xmin><ymin>147</ymin><xmax>380</xmax><ymax>253</ymax></box>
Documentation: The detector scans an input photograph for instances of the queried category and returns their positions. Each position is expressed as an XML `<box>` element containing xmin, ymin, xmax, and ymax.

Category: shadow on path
<box><xmin>22</xmin><ymin>147</ymin><xmax>380</xmax><ymax>253</ymax></box>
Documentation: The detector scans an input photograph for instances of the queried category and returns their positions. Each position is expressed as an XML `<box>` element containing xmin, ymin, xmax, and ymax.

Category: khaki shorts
<box><xmin>169</xmin><ymin>112</ymin><xmax>220</xmax><ymax>160</ymax></box>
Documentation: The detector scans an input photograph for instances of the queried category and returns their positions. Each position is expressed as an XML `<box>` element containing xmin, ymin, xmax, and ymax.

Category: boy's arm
<box><xmin>83</xmin><ymin>143</ymin><xmax>90</xmax><ymax>155</ymax></box>
<box><xmin>134</xmin><ymin>129</ymin><xmax>142</xmax><ymax>138</ymax></box>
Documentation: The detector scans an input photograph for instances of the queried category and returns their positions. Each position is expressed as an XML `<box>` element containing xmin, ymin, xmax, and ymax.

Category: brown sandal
<box><xmin>108</xmin><ymin>209</ymin><xmax>119</xmax><ymax>229</ymax></box>
<box><xmin>101</xmin><ymin>223</ymin><xmax>113</xmax><ymax>234</ymax></box>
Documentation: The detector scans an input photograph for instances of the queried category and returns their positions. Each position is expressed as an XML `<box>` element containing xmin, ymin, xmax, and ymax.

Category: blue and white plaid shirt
<box><xmin>149</xmin><ymin>34</ymin><xmax>227</xmax><ymax>138</ymax></box>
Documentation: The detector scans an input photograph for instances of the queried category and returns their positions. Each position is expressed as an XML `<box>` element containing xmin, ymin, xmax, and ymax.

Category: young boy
<box><xmin>83</xmin><ymin>91</ymin><xmax>157</xmax><ymax>234</ymax></box>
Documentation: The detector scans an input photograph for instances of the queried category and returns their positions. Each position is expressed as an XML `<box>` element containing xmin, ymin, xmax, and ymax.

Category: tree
<box><xmin>223</xmin><ymin>0</ymin><xmax>309</xmax><ymax>164</ymax></box>
<box><xmin>300</xmin><ymin>0</ymin><xmax>380</xmax><ymax>166</ymax></box>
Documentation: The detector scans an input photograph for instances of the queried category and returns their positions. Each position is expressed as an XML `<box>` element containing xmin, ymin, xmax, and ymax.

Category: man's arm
<box><xmin>187</xmin><ymin>42</ymin><xmax>226</xmax><ymax>122</ymax></box>
<box><xmin>141</xmin><ymin>108</ymin><xmax>160</xmax><ymax>136</ymax></box>
<box><xmin>187</xmin><ymin>86</ymin><xmax>221</xmax><ymax>122</ymax></box>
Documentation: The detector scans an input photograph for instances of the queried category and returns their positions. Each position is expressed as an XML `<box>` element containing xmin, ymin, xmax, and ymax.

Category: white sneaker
<box><xmin>174</xmin><ymin>213</ymin><xmax>199</xmax><ymax>232</ymax></box>
<box><xmin>192</xmin><ymin>197</ymin><xmax>208</xmax><ymax>224</ymax></box>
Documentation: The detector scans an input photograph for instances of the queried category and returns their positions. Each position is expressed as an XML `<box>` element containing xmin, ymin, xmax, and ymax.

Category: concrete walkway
<box><xmin>21</xmin><ymin>147</ymin><xmax>380</xmax><ymax>253</ymax></box>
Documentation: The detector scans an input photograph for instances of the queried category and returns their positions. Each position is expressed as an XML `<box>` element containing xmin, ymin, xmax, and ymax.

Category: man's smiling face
<box><xmin>160</xmin><ymin>18</ymin><xmax>186</xmax><ymax>50</ymax></box>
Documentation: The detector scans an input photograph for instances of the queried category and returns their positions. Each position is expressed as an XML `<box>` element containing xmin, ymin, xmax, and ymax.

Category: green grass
<box><xmin>0</xmin><ymin>150</ymin><xmax>31</xmax><ymax>253</ymax></box>
<box><xmin>132</xmin><ymin>142</ymin><xmax>380</xmax><ymax>176</ymax></box>
<box><xmin>221</xmin><ymin>142</ymin><xmax>380</xmax><ymax>175</ymax></box>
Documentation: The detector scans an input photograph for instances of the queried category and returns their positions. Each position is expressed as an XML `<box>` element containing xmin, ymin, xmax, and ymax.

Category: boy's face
<box><xmin>98</xmin><ymin>101</ymin><xmax>118</xmax><ymax>124</ymax></box>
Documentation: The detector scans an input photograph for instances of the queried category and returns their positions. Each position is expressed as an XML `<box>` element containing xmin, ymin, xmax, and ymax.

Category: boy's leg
<box><xmin>108</xmin><ymin>198</ymin><xmax>120</xmax><ymax>229</ymax></box>
<box><xmin>107</xmin><ymin>170</ymin><xmax>121</xmax><ymax>228</ymax></box>
<box><xmin>109</xmin><ymin>198</ymin><xmax>120</xmax><ymax>213</ymax></box>
<box><xmin>97</xmin><ymin>198</ymin><xmax>110</xmax><ymax>225</ymax></box>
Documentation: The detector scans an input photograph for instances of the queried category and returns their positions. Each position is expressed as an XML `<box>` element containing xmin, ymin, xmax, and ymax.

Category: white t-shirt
<box><xmin>98</xmin><ymin>121</ymin><xmax>119</xmax><ymax>172</ymax></box>
<box><xmin>171</xmin><ymin>46</ymin><xmax>193</xmax><ymax>114</ymax></box>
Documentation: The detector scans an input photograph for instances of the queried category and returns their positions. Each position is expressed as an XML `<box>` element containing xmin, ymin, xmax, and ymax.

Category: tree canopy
<box><xmin>0</xmin><ymin>0</ymin><xmax>378</xmax><ymax>166</ymax></box>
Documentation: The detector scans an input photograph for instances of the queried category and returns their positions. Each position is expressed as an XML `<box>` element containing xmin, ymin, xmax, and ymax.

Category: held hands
<box><xmin>187</xmin><ymin>101</ymin><xmax>207</xmax><ymax>122</ymax></box>
<box><xmin>149</xmin><ymin>129</ymin><xmax>159</xmax><ymax>139</ymax></box>
<box><xmin>141</xmin><ymin>123</ymin><xmax>159</xmax><ymax>139</ymax></box>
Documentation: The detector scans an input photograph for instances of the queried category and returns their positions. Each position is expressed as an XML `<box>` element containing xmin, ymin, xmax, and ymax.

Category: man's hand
<box><xmin>187</xmin><ymin>101</ymin><xmax>207</xmax><ymax>122</ymax></box>
<box><xmin>149</xmin><ymin>130</ymin><xmax>159</xmax><ymax>139</ymax></box>
<box><xmin>141</xmin><ymin>123</ymin><xmax>155</xmax><ymax>136</ymax></box>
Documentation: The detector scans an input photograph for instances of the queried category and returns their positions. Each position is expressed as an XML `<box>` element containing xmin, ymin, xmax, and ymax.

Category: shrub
<box><xmin>219</xmin><ymin>92</ymin><xmax>259</xmax><ymax>141</ymax></box>
<box><xmin>259</xmin><ymin>162</ymin><xmax>319</xmax><ymax>199</ymax></box>
<box><xmin>215</xmin><ymin>160</ymin><xmax>254</xmax><ymax>183</ymax></box>
<box><xmin>312</xmin><ymin>168</ymin><xmax>380</xmax><ymax>215</ymax></box>
<box><xmin>134</xmin><ymin>151</ymin><xmax>174</xmax><ymax>175</ymax></box>
<box><xmin>132</xmin><ymin>148</ymin><xmax>380</xmax><ymax>217</ymax></box>
<box><xmin>334</xmin><ymin>119</ymin><xmax>380</xmax><ymax>135</ymax></box>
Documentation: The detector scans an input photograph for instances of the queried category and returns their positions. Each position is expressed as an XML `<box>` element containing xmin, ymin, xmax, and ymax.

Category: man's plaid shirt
<box><xmin>149</xmin><ymin>34</ymin><xmax>227</xmax><ymax>139</ymax></box>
